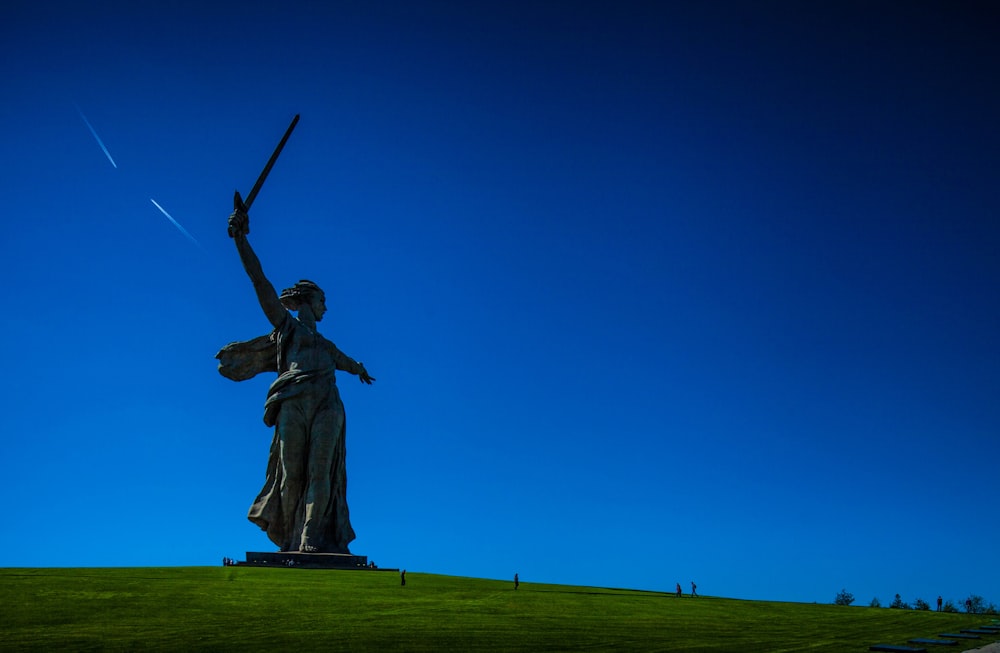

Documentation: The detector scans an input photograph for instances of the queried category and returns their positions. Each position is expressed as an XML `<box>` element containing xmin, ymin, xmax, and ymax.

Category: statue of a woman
<box><xmin>216</xmin><ymin>194</ymin><xmax>374</xmax><ymax>553</ymax></box>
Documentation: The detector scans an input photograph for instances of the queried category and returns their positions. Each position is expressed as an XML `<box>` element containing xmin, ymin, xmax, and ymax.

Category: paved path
<box><xmin>963</xmin><ymin>643</ymin><xmax>1000</xmax><ymax>653</ymax></box>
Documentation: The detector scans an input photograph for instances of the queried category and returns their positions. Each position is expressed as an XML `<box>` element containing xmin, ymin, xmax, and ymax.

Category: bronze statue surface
<box><xmin>217</xmin><ymin>195</ymin><xmax>374</xmax><ymax>554</ymax></box>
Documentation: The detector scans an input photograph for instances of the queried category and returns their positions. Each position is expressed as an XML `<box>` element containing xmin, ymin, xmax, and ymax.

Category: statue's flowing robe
<box><xmin>217</xmin><ymin>313</ymin><xmax>357</xmax><ymax>553</ymax></box>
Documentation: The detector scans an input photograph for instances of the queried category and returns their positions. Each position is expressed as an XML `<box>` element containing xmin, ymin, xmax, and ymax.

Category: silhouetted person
<box><xmin>937</xmin><ymin>596</ymin><xmax>942</xmax><ymax>611</ymax></box>
<box><xmin>514</xmin><ymin>573</ymin><xmax>519</xmax><ymax>590</ymax></box>
<box><xmin>691</xmin><ymin>581</ymin><xmax>697</xmax><ymax>597</ymax></box>
<box><xmin>401</xmin><ymin>569</ymin><xmax>406</xmax><ymax>586</ymax></box>
<box><xmin>676</xmin><ymin>583</ymin><xmax>682</xmax><ymax>598</ymax></box>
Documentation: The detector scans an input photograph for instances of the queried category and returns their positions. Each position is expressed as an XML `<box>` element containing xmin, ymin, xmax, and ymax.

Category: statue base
<box><xmin>241</xmin><ymin>551</ymin><xmax>372</xmax><ymax>569</ymax></box>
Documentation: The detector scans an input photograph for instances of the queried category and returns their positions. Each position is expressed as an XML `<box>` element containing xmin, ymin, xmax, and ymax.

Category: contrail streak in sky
<box><xmin>150</xmin><ymin>198</ymin><xmax>202</xmax><ymax>248</ymax></box>
<box><xmin>75</xmin><ymin>105</ymin><xmax>118</xmax><ymax>169</ymax></box>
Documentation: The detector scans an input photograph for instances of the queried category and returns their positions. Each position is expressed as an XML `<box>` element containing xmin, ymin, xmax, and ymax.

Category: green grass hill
<box><xmin>2</xmin><ymin>567</ymin><xmax>997</xmax><ymax>651</ymax></box>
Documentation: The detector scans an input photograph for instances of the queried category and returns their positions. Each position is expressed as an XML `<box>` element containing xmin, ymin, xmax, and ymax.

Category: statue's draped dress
<box><xmin>217</xmin><ymin>311</ymin><xmax>358</xmax><ymax>553</ymax></box>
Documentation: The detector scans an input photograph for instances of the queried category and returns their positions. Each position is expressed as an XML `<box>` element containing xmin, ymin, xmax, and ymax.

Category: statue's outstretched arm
<box><xmin>328</xmin><ymin>342</ymin><xmax>376</xmax><ymax>385</ymax></box>
<box><xmin>228</xmin><ymin>204</ymin><xmax>286</xmax><ymax>328</ymax></box>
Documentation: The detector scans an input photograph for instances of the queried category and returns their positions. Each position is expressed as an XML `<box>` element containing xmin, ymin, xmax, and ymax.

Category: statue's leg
<box><xmin>275</xmin><ymin>399</ymin><xmax>309</xmax><ymax>551</ymax></box>
<box><xmin>300</xmin><ymin>402</ymin><xmax>346</xmax><ymax>552</ymax></box>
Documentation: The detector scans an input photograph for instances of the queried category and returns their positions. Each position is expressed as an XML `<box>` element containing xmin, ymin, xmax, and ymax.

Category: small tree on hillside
<box><xmin>834</xmin><ymin>589</ymin><xmax>855</xmax><ymax>606</ymax></box>
<box><xmin>914</xmin><ymin>598</ymin><xmax>930</xmax><ymax>611</ymax></box>
<box><xmin>869</xmin><ymin>597</ymin><xmax>882</xmax><ymax>608</ymax></box>
<box><xmin>965</xmin><ymin>595</ymin><xmax>986</xmax><ymax>614</ymax></box>
<box><xmin>943</xmin><ymin>599</ymin><xmax>958</xmax><ymax>613</ymax></box>
<box><xmin>890</xmin><ymin>593</ymin><xmax>911</xmax><ymax>609</ymax></box>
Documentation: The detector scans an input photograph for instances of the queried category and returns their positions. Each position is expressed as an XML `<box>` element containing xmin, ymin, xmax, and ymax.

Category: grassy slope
<box><xmin>1</xmin><ymin>567</ymin><xmax>997</xmax><ymax>652</ymax></box>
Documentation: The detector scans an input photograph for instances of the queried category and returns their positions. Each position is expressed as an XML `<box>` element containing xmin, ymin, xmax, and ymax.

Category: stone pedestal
<box><xmin>242</xmin><ymin>551</ymin><xmax>368</xmax><ymax>569</ymax></box>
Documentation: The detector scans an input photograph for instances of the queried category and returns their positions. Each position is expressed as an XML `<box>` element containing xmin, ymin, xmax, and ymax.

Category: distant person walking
<box><xmin>937</xmin><ymin>596</ymin><xmax>942</xmax><ymax>612</ymax></box>
<box><xmin>691</xmin><ymin>582</ymin><xmax>698</xmax><ymax>597</ymax></box>
<box><xmin>401</xmin><ymin>569</ymin><xmax>406</xmax><ymax>587</ymax></box>
<box><xmin>514</xmin><ymin>573</ymin><xmax>519</xmax><ymax>590</ymax></box>
<box><xmin>676</xmin><ymin>583</ymin><xmax>682</xmax><ymax>598</ymax></box>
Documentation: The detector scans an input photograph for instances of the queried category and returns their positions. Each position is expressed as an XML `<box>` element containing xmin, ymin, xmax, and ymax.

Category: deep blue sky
<box><xmin>2</xmin><ymin>1</ymin><xmax>997</xmax><ymax>605</ymax></box>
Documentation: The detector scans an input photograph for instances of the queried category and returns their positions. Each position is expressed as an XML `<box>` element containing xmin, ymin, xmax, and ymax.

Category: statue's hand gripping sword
<box><xmin>230</xmin><ymin>114</ymin><xmax>300</xmax><ymax>236</ymax></box>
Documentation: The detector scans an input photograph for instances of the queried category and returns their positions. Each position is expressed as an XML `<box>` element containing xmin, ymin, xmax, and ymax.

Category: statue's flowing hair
<box><xmin>279</xmin><ymin>279</ymin><xmax>323</xmax><ymax>310</ymax></box>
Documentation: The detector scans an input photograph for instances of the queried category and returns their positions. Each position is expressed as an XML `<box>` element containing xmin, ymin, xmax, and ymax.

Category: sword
<box><xmin>231</xmin><ymin>114</ymin><xmax>300</xmax><ymax>233</ymax></box>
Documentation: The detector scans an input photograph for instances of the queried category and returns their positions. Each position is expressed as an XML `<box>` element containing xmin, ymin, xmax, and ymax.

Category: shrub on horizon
<box><xmin>834</xmin><ymin>589</ymin><xmax>855</xmax><ymax>606</ymax></box>
<box><xmin>943</xmin><ymin>599</ymin><xmax>959</xmax><ymax>613</ymax></box>
<box><xmin>914</xmin><ymin>598</ymin><xmax>930</xmax><ymax>611</ymax></box>
<box><xmin>965</xmin><ymin>595</ymin><xmax>986</xmax><ymax>614</ymax></box>
<box><xmin>869</xmin><ymin>597</ymin><xmax>882</xmax><ymax>608</ymax></box>
<box><xmin>889</xmin><ymin>593</ymin><xmax>911</xmax><ymax>609</ymax></box>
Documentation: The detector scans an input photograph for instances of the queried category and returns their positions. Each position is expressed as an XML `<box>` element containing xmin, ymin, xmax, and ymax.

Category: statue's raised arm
<box><xmin>228</xmin><ymin>191</ymin><xmax>286</xmax><ymax>328</ymax></box>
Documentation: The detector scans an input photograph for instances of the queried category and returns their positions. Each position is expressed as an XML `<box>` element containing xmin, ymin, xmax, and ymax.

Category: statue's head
<box><xmin>279</xmin><ymin>279</ymin><xmax>326</xmax><ymax>320</ymax></box>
